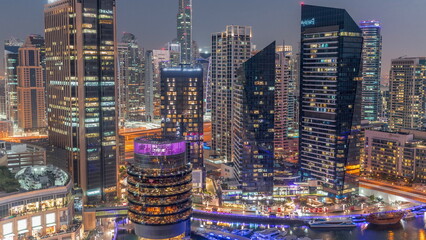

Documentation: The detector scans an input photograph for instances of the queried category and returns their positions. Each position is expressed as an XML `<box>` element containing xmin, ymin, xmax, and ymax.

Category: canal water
<box><xmin>116</xmin><ymin>215</ymin><xmax>426</xmax><ymax>240</ymax></box>
<box><xmin>192</xmin><ymin>215</ymin><xmax>426</xmax><ymax>240</ymax></box>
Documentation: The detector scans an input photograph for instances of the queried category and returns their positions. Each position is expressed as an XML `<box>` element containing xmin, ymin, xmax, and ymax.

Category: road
<box><xmin>360</xmin><ymin>178</ymin><xmax>426</xmax><ymax>203</ymax></box>
<box><xmin>0</xmin><ymin>135</ymin><xmax>48</xmax><ymax>143</ymax></box>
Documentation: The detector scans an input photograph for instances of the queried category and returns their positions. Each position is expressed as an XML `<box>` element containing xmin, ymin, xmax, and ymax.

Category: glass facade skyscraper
<box><xmin>45</xmin><ymin>0</ymin><xmax>118</xmax><ymax>202</ymax></box>
<box><xmin>4</xmin><ymin>38</ymin><xmax>23</xmax><ymax>124</ymax></box>
<box><xmin>117</xmin><ymin>33</ymin><xmax>144</xmax><ymax>124</ymax></box>
<box><xmin>360</xmin><ymin>20</ymin><xmax>382</xmax><ymax>122</ymax></box>
<box><xmin>233</xmin><ymin>42</ymin><xmax>275</xmax><ymax>201</ymax></box>
<box><xmin>299</xmin><ymin>5</ymin><xmax>363</xmax><ymax>198</ymax></box>
<box><xmin>177</xmin><ymin>0</ymin><xmax>192</xmax><ymax>64</ymax></box>
<box><xmin>160</xmin><ymin>66</ymin><xmax>204</xmax><ymax>188</ymax></box>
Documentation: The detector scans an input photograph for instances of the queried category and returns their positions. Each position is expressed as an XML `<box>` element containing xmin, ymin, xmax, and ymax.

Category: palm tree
<box><xmin>203</xmin><ymin>194</ymin><xmax>213</xmax><ymax>207</ymax></box>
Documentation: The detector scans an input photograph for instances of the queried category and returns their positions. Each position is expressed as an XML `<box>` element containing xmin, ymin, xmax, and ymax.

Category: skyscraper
<box><xmin>128</xmin><ymin>136</ymin><xmax>192</xmax><ymax>239</ymax></box>
<box><xmin>17</xmin><ymin>35</ymin><xmax>47</xmax><ymax>131</ymax></box>
<box><xmin>0</xmin><ymin>76</ymin><xmax>6</xmax><ymax>117</ymax></box>
<box><xmin>233</xmin><ymin>42</ymin><xmax>275</xmax><ymax>201</ymax></box>
<box><xmin>117</xmin><ymin>42</ymin><xmax>129</xmax><ymax>126</ymax></box>
<box><xmin>117</xmin><ymin>33</ymin><xmax>144</xmax><ymax>124</ymax></box>
<box><xmin>45</xmin><ymin>0</ymin><xmax>118</xmax><ymax>202</ymax></box>
<box><xmin>153</xmin><ymin>50</ymin><xmax>171</xmax><ymax>119</ymax></box>
<box><xmin>274</xmin><ymin>44</ymin><xmax>299</xmax><ymax>163</ymax></box>
<box><xmin>360</xmin><ymin>20</ymin><xmax>382</xmax><ymax>122</ymax></box>
<box><xmin>211</xmin><ymin>25</ymin><xmax>252</xmax><ymax>162</ymax></box>
<box><xmin>299</xmin><ymin>5</ymin><xmax>363</xmax><ymax>198</ymax></box>
<box><xmin>168</xmin><ymin>41</ymin><xmax>182</xmax><ymax>66</ymax></box>
<box><xmin>160</xmin><ymin>66</ymin><xmax>204</xmax><ymax>188</ymax></box>
<box><xmin>144</xmin><ymin>50</ymin><xmax>155</xmax><ymax>122</ymax></box>
<box><xmin>389</xmin><ymin>57</ymin><xmax>426</xmax><ymax>131</ymax></box>
<box><xmin>195</xmin><ymin>56</ymin><xmax>211</xmax><ymax>114</ymax></box>
<box><xmin>4</xmin><ymin>38</ymin><xmax>23</xmax><ymax>124</ymax></box>
<box><xmin>177</xmin><ymin>0</ymin><xmax>192</xmax><ymax>63</ymax></box>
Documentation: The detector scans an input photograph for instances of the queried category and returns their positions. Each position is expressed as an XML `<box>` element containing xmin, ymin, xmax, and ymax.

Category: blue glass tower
<box><xmin>233</xmin><ymin>42</ymin><xmax>275</xmax><ymax>201</ymax></box>
<box><xmin>299</xmin><ymin>5</ymin><xmax>363</xmax><ymax>198</ymax></box>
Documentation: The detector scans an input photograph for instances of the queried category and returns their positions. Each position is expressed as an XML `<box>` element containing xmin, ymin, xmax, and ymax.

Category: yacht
<box><xmin>251</xmin><ymin>228</ymin><xmax>287</xmax><ymax>240</ymax></box>
<box><xmin>351</xmin><ymin>215</ymin><xmax>366</xmax><ymax>223</ymax></box>
<box><xmin>308</xmin><ymin>219</ymin><xmax>356</xmax><ymax>229</ymax></box>
<box><xmin>366</xmin><ymin>211</ymin><xmax>404</xmax><ymax>225</ymax></box>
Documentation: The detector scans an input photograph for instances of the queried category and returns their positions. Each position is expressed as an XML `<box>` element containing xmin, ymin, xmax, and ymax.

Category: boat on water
<box><xmin>365</xmin><ymin>211</ymin><xmax>404</xmax><ymax>225</ymax></box>
<box><xmin>403</xmin><ymin>211</ymin><xmax>416</xmax><ymax>220</ymax></box>
<box><xmin>308</xmin><ymin>219</ymin><xmax>356</xmax><ymax>229</ymax></box>
<box><xmin>250</xmin><ymin>228</ymin><xmax>287</xmax><ymax>240</ymax></box>
<box><xmin>352</xmin><ymin>216</ymin><xmax>366</xmax><ymax>223</ymax></box>
<box><xmin>414</xmin><ymin>211</ymin><xmax>425</xmax><ymax>216</ymax></box>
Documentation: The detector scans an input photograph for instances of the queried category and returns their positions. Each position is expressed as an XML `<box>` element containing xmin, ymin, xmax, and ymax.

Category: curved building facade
<box><xmin>127</xmin><ymin>136</ymin><xmax>192</xmax><ymax>239</ymax></box>
<box><xmin>0</xmin><ymin>165</ymin><xmax>83</xmax><ymax>240</ymax></box>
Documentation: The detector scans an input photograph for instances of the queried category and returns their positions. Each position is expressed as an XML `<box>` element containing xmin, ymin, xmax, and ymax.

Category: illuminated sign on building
<box><xmin>301</xmin><ymin>18</ymin><xmax>315</xmax><ymax>27</ymax></box>
<box><xmin>134</xmin><ymin>141</ymin><xmax>186</xmax><ymax>156</ymax></box>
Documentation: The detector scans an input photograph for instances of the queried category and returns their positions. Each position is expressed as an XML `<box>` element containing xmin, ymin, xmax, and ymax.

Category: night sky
<box><xmin>1</xmin><ymin>0</ymin><xmax>426</xmax><ymax>78</ymax></box>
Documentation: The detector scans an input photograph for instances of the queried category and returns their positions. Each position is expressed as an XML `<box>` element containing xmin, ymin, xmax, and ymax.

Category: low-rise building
<box><xmin>0</xmin><ymin>141</ymin><xmax>46</xmax><ymax>173</ymax></box>
<box><xmin>364</xmin><ymin>130</ymin><xmax>426</xmax><ymax>183</ymax></box>
<box><xmin>0</xmin><ymin>165</ymin><xmax>83</xmax><ymax>240</ymax></box>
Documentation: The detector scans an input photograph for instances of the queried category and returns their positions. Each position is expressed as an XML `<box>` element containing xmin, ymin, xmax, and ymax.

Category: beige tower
<box><xmin>211</xmin><ymin>25</ymin><xmax>252</xmax><ymax>162</ymax></box>
<box><xmin>17</xmin><ymin>36</ymin><xmax>47</xmax><ymax>131</ymax></box>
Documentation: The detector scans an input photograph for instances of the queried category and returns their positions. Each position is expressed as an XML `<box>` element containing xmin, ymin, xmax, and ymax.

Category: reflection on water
<box><xmin>193</xmin><ymin>215</ymin><xmax>426</xmax><ymax>240</ymax></box>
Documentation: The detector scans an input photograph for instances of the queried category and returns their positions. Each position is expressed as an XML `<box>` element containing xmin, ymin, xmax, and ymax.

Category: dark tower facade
<box><xmin>160</xmin><ymin>66</ymin><xmax>204</xmax><ymax>188</ymax></box>
<box><xmin>299</xmin><ymin>5</ymin><xmax>363</xmax><ymax>198</ymax></box>
<box><xmin>45</xmin><ymin>0</ymin><xmax>118</xmax><ymax>202</ymax></box>
<box><xmin>233</xmin><ymin>42</ymin><xmax>276</xmax><ymax>201</ymax></box>
<box><xmin>4</xmin><ymin>38</ymin><xmax>23</xmax><ymax>124</ymax></box>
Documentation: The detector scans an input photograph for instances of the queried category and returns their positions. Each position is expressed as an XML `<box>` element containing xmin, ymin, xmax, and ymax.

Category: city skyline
<box><xmin>2</xmin><ymin>1</ymin><xmax>426</xmax><ymax>239</ymax></box>
<box><xmin>0</xmin><ymin>0</ymin><xmax>425</xmax><ymax>77</ymax></box>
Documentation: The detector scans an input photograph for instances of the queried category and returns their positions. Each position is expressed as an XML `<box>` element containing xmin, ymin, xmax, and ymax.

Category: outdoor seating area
<box><xmin>129</xmin><ymin>200</ymin><xmax>192</xmax><ymax>216</ymax></box>
<box><xmin>128</xmin><ymin>209</ymin><xmax>192</xmax><ymax>225</ymax></box>
<box><xmin>128</xmin><ymin>191</ymin><xmax>192</xmax><ymax>206</ymax></box>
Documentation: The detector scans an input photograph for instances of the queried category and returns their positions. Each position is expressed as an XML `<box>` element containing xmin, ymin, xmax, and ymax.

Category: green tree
<box><xmin>0</xmin><ymin>166</ymin><xmax>20</xmax><ymax>193</ymax></box>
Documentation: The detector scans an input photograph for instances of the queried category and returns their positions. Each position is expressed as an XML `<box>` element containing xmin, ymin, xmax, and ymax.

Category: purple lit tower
<box><xmin>127</xmin><ymin>136</ymin><xmax>192</xmax><ymax>239</ymax></box>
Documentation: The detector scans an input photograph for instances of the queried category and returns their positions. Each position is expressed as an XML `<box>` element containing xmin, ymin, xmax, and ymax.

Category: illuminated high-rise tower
<box><xmin>177</xmin><ymin>0</ymin><xmax>192</xmax><ymax>63</ymax></box>
<box><xmin>389</xmin><ymin>57</ymin><xmax>426</xmax><ymax>131</ymax></box>
<box><xmin>160</xmin><ymin>65</ymin><xmax>204</xmax><ymax>189</ymax></box>
<box><xmin>360</xmin><ymin>20</ymin><xmax>382</xmax><ymax>122</ymax></box>
<box><xmin>274</xmin><ymin>44</ymin><xmax>299</xmax><ymax>163</ymax></box>
<box><xmin>299</xmin><ymin>5</ymin><xmax>363</xmax><ymax>198</ymax></box>
<box><xmin>4</xmin><ymin>38</ymin><xmax>23</xmax><ymax>124</ymax></box>
<box><xmin>117</xmin><ymin>33</ymin><xmax>144</xmax><ymax>124</ymax></box>
<box><xmin>233</xmin><ymin>42</ymin><xmax>275</xmax><ymax>201</ymax></box>
<box><xmin>45</xmin><ymin>0</ymin><xmax>118</xmax><ymax>202</ymax></box>
<box><xmin>211</xmin><ymin>26</ymin><xmax>252</xmax><ymax>162</ymax></box>
<box><xmin>17</xmin><ymin>35</ymin><xmax>47</xmax><ymax>131</ymax></box>
<box><xmin>128</xmin><ymin>136</ymin><xmax>192</xmax><ymax>239</ymax></box>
